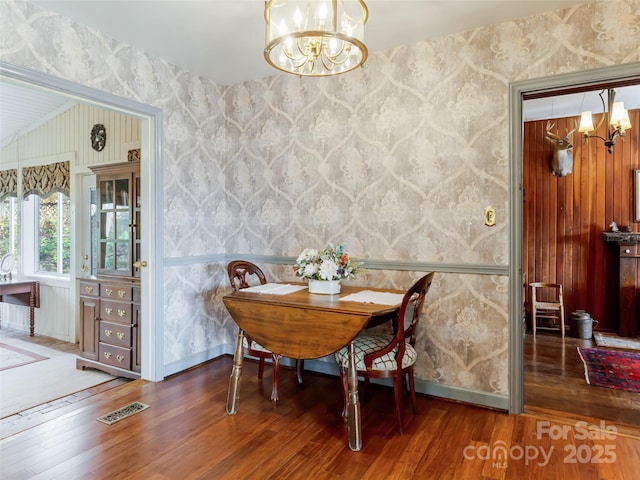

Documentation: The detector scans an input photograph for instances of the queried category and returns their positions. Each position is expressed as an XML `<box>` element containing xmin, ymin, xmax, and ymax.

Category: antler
<box><xmin>546</xmin><ymin>120</ymin><xmax>576</xmax><ymax>140</ymax></box>
<box><xmin>545</xmin><ymin>121</ymin><xmax>559</xmax><ymax>140</ymax></box>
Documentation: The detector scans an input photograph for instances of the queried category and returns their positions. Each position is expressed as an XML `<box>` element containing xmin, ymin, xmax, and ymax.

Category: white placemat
<box><xmin>339</xmin><ymin>290</ymin><xmax>404</xmax><ymax>306</ymax></box>
<box><xmin>240</xmin><ymin>283</ymin><xmax>307</xmax><ymax>295</ymax></box>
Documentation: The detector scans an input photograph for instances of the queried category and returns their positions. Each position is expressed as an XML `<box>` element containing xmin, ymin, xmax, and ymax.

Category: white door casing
<box><xmin>1</xmin><ymin>61</ymin><xmax>164</xmax><ymax>382</ymax></box>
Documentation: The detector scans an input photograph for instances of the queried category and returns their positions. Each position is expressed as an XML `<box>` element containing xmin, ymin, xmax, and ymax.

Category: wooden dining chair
<box><xmin>226</xmin><ymin>260</ymin><xmax>283</xmax><ymax>402</ymax></box>
<box><xmin>335</xmin><ymin>272</ymin><xmax>435</xmax><ymax>434</ymax></box>
<box><xmin>530</xmin><ymin>282</ymin><xmax>565</xmax><ymax>338</ymax></box>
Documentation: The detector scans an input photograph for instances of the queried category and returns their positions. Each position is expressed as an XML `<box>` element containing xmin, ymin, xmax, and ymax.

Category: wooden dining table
<box><xmin>223</xmin><ymin>283</ymin><xmax>403</xmax><ymax>451</ymax></box>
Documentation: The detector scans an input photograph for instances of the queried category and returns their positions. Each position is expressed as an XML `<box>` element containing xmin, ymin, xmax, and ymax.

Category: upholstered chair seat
<box><xmin>335</xmin><ymin>334</ymin><xmax>417</xmax><ymax>371</ymax></box>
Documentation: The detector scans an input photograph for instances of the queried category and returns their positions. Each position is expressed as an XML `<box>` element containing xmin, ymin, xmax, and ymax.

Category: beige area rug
<box><xmin>593</xmin><ymin>332</ymin><xmax>640</xmax><ymax>351</ymax></box>
<box><xmin>0</xmin><ymin>336</ymin><xmax>115</xmax><ymax>419</ymax></box>
<box><xmin>0</xmin><ymin>342</ymin><xmax>48</xmax><ymax>370</ymax></box>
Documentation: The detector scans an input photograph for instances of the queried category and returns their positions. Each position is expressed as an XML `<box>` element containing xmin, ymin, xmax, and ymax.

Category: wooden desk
<box><xmin>223</xmin><ymin>284</ymin><xmax>402</xmax><ymax>451</ymax></box>
<box><xmin>0</xmin><ymin>279</ymin><xmax>40</xmax><ymax>336</ymax></box>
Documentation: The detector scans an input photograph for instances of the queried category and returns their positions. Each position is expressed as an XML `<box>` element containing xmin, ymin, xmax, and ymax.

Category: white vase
<box><xmin>308</xmin><ymin>279</ymin><xmax>341</xmax><ymax>294</ymax></box>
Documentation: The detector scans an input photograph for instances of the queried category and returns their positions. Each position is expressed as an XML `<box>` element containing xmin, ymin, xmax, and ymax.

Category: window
<box><xmin>31</xmin><ymin>192</ymin><xmax>70</xmax><ymax>275</ymax></box>
<box><xmin>0</xmin><ymin>197</ymin><xmax>18</xmax><ymax>258</ymax></box>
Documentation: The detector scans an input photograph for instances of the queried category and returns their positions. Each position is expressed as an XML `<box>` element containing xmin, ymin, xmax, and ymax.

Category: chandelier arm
<box><xmin>583</xmin><ymin>134</ymin><xmax>609</xmax><ymax>142</ymax></box>
<box><xmin>326</xmin><ymin>44</ymin><xmax>346</xmax><ymax>62</ymax></box>
<box><xmin>594</xmin><ymin>89</ymin><xmax>607</xmax><ymax>132</ymax></box>
<box><xmin>323</xmin><ymin>47</ymin><xmax>349</xmax><ymax>70</ymax></box>
<box><xmin>282</xmin><ymin>51</ymin><xmax>309</xmax><ymax>69</ymax></box>
<box><xmin>279</xmin><ymin>40</ymin><xmax>313</xmax><ymax>71</ymax></box>
<box><xmin>321</xmin><ymin>56</ymin><xmax>335</xmax><ymax>71</ymax></box>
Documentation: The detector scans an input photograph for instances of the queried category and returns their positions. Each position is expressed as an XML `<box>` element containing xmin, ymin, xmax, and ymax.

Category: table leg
<box><xmin>226</xmin><ymin>329</ymin><xmax>245</xmax><ymax>414</ymax></box>
<box><xmin>346</xmin><ymin>340</ymin><xmax>362</xmax><ymax>451</ymax></box>
<box><xmin>296</xmin><ymin>359</ymin><xmax>304</xmax><ymax>385</ymax></box>
<box><xmin>29</xmin><ymin>294</ymin><xmax>35</xmax><ymax>337</ymax></box>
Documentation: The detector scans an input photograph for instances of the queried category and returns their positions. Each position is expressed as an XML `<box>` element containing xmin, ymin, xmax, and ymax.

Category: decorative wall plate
<box><xmin>91</xmin><ymin>123</ymin><xmax>106</xmax><ymax>151</ymax></box>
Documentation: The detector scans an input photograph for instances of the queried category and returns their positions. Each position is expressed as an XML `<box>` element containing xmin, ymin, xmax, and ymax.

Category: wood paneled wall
<box><xmin>523</xmin><ymin>109</ymin><xmax>640</xmax><ymax>333</ymax></box>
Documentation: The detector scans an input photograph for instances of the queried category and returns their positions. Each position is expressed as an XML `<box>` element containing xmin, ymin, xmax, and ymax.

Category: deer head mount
<box><xmin>545</xmin><ymin>121</ymin><xmax>577</xmax><ymax>177</ymax></box>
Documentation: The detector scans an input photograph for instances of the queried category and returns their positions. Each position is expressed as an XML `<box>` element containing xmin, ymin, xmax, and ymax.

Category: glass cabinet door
<box><xmin>98</xmin><ymin>176</ymin><xmax>131</xmax><ymax>275</ymax></box>
<box><xmin>92</xmin><ymin>161</ymin><xmax>140</xmax><ymax>278</ymax></box>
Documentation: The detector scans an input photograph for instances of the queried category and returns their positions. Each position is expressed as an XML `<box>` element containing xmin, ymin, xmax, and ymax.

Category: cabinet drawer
<box><xmin>101</xmin><ymin>300</ymin><xmax>132</xmax><ymax>324</ymax></box>
<box><xmin>619</xmin><ymin>244</ymin><xmax>638</xmax><ymax>257</ymax></box>
<box><xmin>99</xmin><ymin>343</ymin><xmax>132</xmax><ymax>370</ymax></box>
<box><xmin>79</xmin><ymin>281</ymin><xmax>99</xmax><ymax>297</ymax></box>
<box><xmin>99</xmin><ymin>321</ymin><xmax>132</xmax><ymax>347</ymax></box>
<box><xmin>101</xmin><ymin>284</ymin><xmax>133</xmax><ymax>301</ymax></box>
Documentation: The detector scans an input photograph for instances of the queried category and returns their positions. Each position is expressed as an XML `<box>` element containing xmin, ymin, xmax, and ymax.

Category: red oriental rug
<box><xmin>577</xmin><ymin>347</ymin><xmax>640</xmax><ymax>393</ymax></box>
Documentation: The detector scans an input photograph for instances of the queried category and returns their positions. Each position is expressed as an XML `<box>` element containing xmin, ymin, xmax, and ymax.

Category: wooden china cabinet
<box><xmin>77</xmin><ymin>160</ymin><xmax>142</xmax><ymax>379</ymax></box>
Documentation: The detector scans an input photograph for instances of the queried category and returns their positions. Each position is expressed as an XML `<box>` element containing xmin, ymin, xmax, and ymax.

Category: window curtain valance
<box><xmin>22</xmin><ymin>161</ymin><xmax>70</xmax><ymax>198</ymax></box>
<box><xmin>0</xmin><ymin>169</ymin><xmax>18</xmax><ymax>201</ymax></box>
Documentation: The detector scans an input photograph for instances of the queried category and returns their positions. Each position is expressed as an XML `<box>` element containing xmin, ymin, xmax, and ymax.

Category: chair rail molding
<box><xmin>163</xmin><ymin>253</ymin><xmax>508</xmax><ymax>276</ymax></box>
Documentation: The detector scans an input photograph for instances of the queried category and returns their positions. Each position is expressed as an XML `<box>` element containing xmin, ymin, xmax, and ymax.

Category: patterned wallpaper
<box><xmin>2</xmin><ymin>0</ymin><xmax>639</xmax><ymax>399</ymax></box>
<box><xmin>221</xmin><ymin>0</ymin><xmax>639</xmax><ymax>395</ymax></box>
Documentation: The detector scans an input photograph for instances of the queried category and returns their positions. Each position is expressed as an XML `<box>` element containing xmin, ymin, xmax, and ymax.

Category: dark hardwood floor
<box><xmin>1</xmin><ymin>329</ymin><xmax>639</xmax><ymax>479</ymax></box>
<box><xmin>524</xmin><ymin>332</ymin><xmax>640</xmax><ymax>429</ymax></box>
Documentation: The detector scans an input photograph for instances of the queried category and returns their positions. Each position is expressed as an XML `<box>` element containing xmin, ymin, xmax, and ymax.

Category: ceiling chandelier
<box><xmin>578</xmin><ymin>88</ymin><xmax>632</xmax><ymax>154</ymax></box>
<box><xmin>264</xmin><ymin>0</ymin><xmax>369</xmax><ymax>77</ymax></box>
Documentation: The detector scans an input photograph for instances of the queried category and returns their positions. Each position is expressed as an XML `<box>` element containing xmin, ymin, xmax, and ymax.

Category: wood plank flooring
<box><xmin>1</xmin><ymin>330</ymin><xmax>640</xmax><ymax>479</ymax></box>
<box><xmin>0</xmin><ymin>328</ymin><xmax>131</xmax><ymax>438</ymax></box>
<box><xmin>524</xmin><ymin>332</ymin><xmax>640</xmax><ymax>428</ymax></box>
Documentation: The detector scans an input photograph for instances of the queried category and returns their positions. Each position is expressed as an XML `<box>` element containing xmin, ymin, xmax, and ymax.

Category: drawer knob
<box><xmin>105</xmin><ymin>288</ymin><xmax>113</xmax><ymax>296</ymax></box>
<box><xmin>117</xmin><ymin>309</ymin><xmax>126</xmax><ymax>318</ymax></box>
<box><xmin>104</xmin><ymin>329</ymin><xmax>112</xmax><ymax>337</ymax></box>
<box><xmin>104</xmin><ymin>352</ymin><xmax>112</xmax><ymax>359</ymax></box>
<box><xmin>116</xmin><ymin>355</ymin><xmax>125</xmax><ymax>363</ymax></box>
<box><xmin>85</xmin><ymin>286</ymin><xmax>94</xmax><ymax>293</ymax></box>
<box><xmin>625</xmin><ymin>248</ymin><xmax>631</xmax><ymax>254</ymax></box>
<box><xmin>118</xmin><ymin>290</ymin><xmax>126</xmax><ymax>298</ymax></box>
<box><xmin>105</xmin><ymin>307</ymin><xmax>113</xmax><ymax>315</ymax></box>
<box><xmin>117</xmin><ymin>332</ymin><xmax>125</xmax><ymax>340</ymax></box>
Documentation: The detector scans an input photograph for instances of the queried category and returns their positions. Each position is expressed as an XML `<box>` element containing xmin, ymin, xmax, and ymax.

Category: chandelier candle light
<box><xmin>264</xmin><ymin>0</ymin><xmax>368</xmax><ymax>77</ymax></box>
<box><xmin>295</xmin><ymin>243</ymin><xmax>363</xmax><ymax>294</ymax></box>
<box><xmin>578</xmin><ymin>88</ymin><xmax>632</xmax><ymax>154</ymax></box>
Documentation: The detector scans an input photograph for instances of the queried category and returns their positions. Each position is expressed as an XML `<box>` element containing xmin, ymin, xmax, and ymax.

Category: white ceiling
<box><xmin>2</xmin><ymin>0</ymin><xmax>638</xmax><ymax>147</ymax></box>
<box><xmin>0</xmin><ymin>80</ymin><xmax>77</xmax><ymax>147</ymax></box>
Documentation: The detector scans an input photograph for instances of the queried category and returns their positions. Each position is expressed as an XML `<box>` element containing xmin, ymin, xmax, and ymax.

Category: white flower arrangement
<box><xmin>295</xmin><ymin>243</ymin><xmax>363</xmax><ymax>281</ymax></box>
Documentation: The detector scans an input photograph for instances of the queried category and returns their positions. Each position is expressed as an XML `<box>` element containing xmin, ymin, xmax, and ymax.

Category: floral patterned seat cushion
<box><xmin>335</xmin><ymin>333</ymin><xmax>417</xmax><ymax>371</ymax></box>
<box><xmin>243</xmin><ymin>336</ymin><xmax>271</xmax><ymax>354</ymax></box>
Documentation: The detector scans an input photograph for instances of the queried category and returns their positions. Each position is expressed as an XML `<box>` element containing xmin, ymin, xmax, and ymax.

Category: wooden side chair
<box><xmin>335</xmin><ymin>272</ymin><xmax>435</xmax><ymax>434</ymax></box>
<box><xmin>227</xmin><ymin>260</ymin><xmax>283</xmax><ymax>402</ymax></box>
<box><xmin>530</xmin><ymin>282</ymin><xmax>565</xmax><ymax>338</ymax></box>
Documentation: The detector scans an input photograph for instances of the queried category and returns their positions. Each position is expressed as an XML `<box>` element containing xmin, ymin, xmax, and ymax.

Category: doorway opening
<box><xmin>0</xmin><ymin>61</ymin><xmax>164</xmax><ymax>383</ymax></box>
<box><xmin>509</xmin><ymin>62</ymin><xmax>640</xmax><ymax>426</ymax></box>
